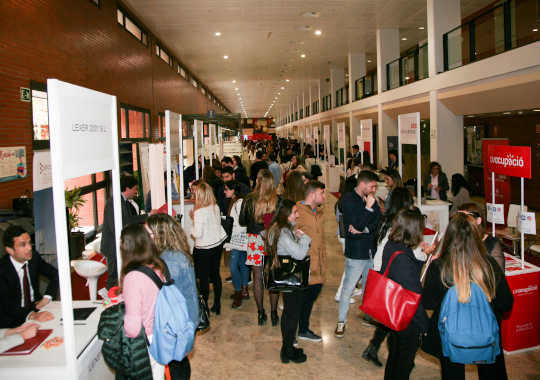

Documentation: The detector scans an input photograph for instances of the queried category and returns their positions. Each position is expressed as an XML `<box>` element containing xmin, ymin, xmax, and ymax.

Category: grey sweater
<box><xmin>275</xmin><ymin>227</ymin><xmax>311</xmax><ymax>260</ymax></box>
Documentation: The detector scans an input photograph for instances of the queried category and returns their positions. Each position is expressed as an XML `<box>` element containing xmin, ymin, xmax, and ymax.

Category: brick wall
<box><xmin>0</xmin><ymin>0</ymin><xmax>225</xmax><ymax>209</ymax></box>
<box><xmin>465</xmin><ymin>114</ymin><xmax>540</xmax><ymax>210</ymax></box>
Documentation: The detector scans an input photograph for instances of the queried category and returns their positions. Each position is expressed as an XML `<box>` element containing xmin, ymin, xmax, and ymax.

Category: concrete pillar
<box><xmin>330</xmin><ymin>68</ymin><xmax>345</xmax><ymax>109</ymax></box>
<box><xmin>348</xmin><ymin>53</ymin><xmax>366</xmax><ymax>101</ymax></box>
<box><xmin>378</xmin><ymin>104</ymin><xmax>398</xmax><ymax>167</ymax></box>
<box><xmin>430</xmin><ymin>90</ymin><xmax>464</xmax><ymax>175</ymax></box>
<box><xmin>427</xmin><ymin>0</ymin><xmax>461</xmax><ymax>76</ymax></box>
<box><xmin>376</xmin><ymin>29</ymin><xmax>400</xmax><ymax>94</ymax></box>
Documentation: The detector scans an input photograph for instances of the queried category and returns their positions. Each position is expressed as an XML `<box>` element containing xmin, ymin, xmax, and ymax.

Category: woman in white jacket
<box><xmin>222</xmin><ymin>180</ymin><xmax>249</xmax><ymax>309</ymax></box>
<box><xmin>189</xmin><ymin>182</ymin><xmax>227</xmax><ymax>315</ymax></box>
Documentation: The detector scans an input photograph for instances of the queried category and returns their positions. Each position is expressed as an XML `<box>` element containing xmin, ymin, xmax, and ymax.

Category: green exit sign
<box><xmin>21</xmin><ymin>87</ymin><xmax>31</xmax><ymax>102</ymax></box>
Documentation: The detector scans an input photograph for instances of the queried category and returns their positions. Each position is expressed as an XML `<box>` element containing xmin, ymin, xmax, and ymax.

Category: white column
<box><xmin>430</xmin><ymin>90</ymin><xmax>464</xmax><ymax>175</ymax></box>
<box><xmin>330</xmin><ymin>68</ymin><xmax>345</xmax><ymax>109</ymax></box>
<box><xmin>376</xmin><ymin>29</ymin><xmax>400</xmax><ymax>94</ymax></box>
<box><xmin>350</xmin><ymin>111</ymin><xmax>360</xmax><ymax>151</ymax></box>
<box><xmin>378</xmin><ymin>103</ymin><xmax>398</xmax><ymax>167</ymax></box>
<box><xmin>348</xmin><ymin>53</ymin><xmax>366</xmax><ymax>101</ymax></box>
<box><xmin>427</xmin><ymin>0</ymin><xmax>461</xmax><ymax>76</ymax></box>
<box><xmin>319</xmin><ymin>78</ymin><xmax>330</xmax><ymax>101</ymax></box>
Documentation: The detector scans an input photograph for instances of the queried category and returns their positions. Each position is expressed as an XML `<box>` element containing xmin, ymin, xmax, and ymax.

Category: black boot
<box><xmin>362</xmin><ymin>344</ymin><xmax>382</xmax><ymax>367</ymax></box>
<box><xmin>271</xmin><ymin>311</ymin><xmax>279</xmax><ymax>326</ymax></box>
<box><xmin>258</xmin><ymin>309</ymin><xmax>267</xmax><ymax>326</ymax></box>
<box><xmin>280</xmin><ymin>346</ymin><xmax>307</xmax><ymax>364</ymax></box>
<box><xmin>210</xmin><ymin>303</ymin><xmax>221</xmax><ymax>316</ymax></box>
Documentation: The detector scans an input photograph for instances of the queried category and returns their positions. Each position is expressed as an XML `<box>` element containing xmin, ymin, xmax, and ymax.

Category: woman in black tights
<box><xmin>239</xmin><ymin>169</ymin><xmax>280</xmax><ymax>325</ymax></box>
<box><xmin>266</xmin><ymin>199</ymin><xmax>311</xmax><ymax>363</ymax></box>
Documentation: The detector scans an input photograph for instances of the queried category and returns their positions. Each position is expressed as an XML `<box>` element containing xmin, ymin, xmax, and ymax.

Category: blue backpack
<box><xmin>438</xmin><ymin>282</ymin><xmax>500</xmax><ymax>365</ymax></box>
<box><xmin>133</xmin><ymin>265</ymin><xmax>196</xmax><ymax>365</ymax></box>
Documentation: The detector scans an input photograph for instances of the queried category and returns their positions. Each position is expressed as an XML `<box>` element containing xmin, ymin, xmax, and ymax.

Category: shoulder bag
<box><xmin>264</xmin><ymin>255</ymin><xmax>310</xmax><ymax>291</ymax></box>
<box><xmin>359</xmin><ymin>251</ymin><xmax>421</xmax><ymax>331</ymax></box>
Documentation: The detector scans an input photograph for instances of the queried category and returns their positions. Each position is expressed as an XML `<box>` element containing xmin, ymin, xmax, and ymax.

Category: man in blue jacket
<box><xmin>334</xmin><ymin>170</ymin><xmax>382</xmax><ymax>338</ymax></box>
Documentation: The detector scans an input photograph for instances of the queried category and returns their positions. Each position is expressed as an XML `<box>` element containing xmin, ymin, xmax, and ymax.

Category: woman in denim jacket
<box><xmin>145</xmin><ymin>213</ymin><xmax>199</xmax><ymax>380</ymax></box>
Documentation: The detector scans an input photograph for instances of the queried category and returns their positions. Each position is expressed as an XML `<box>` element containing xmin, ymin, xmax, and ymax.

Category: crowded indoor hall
<box><xmin>1</xmin><ymin>0</ymin><xmax>540</xmax><ymax>379</ymax></box>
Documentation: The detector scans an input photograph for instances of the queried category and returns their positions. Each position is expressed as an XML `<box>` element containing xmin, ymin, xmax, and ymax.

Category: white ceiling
<box><xmin>124</xmin><ymin>0</ymin><xmax>495</xmax><ymax>118</ymax></box>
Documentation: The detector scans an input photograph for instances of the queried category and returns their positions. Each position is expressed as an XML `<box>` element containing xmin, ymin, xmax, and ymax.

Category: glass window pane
<box><xmin>125</xmin><ymin>18</ymin><xmax>142</xmax><ymax>41</ymax></box>
<box><xmin>96</xmin><ymin>189</ymin><xmax>105</xmax><ymax>226</ymax></box>
<box><xmin>65</xmin><ymin>175</ymin><xmax>93</xmax><ymax>191</ymax></box>
<box><xmin>128</xmin><ymin>110</ymin><xmax>143</xmax><ymax>138</ymax></box>
<box><xmin>75</xmin><ymin>193</ymin><xmax>95</xmax><ymax>233</ymax></box>
<box><xmin>117</xmin><ymin>9</ymin><xmax>124</xmax><ymax>25</ymax></box>
<box><xmin>32</xmin><ymin>90</ymin><xmax>49</xmax><ymax>141</ymax></box>
<box><xmin>96</xmin><ymin>172</ymin><xmax>104</xmax><ymax>182</ymax></box>
<box><xmin>132</xmin><ymin>143</ymin><xmax>138</xmax><ymax>172</ymax></box>
<box><xmin>161</xmin><ymin>116</ymin><xmax>166</xmax><ymax>137</ymax></box>
<box><xmin>142</xmin><ymin>33</ymin><xmax>147</xmax><ymax>45</ymax></box>
<box><xmin>160</xmin><ymin>49</ymin><xmax>170</xmax><ymax>63</ymax></box>
<box><xmin>121</xmin><ymin>108</ymin><xmax>127</xmax><ymax>138</ymax></box>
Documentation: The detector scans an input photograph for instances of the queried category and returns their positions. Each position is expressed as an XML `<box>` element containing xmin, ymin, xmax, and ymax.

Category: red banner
<box><xmin>487</xmin><ymin>145</ymin><xmax>532</xmax><ymax>179</ymax></box>
<box><xmin>482</xmin><ymin>139</ymin><xmax>511</xmax><ymax>228</ymax></box>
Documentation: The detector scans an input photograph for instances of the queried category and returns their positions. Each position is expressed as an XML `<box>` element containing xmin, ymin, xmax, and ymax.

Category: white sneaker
<box><xmin>334</xmin><ymin>322</ymin><xmax>347</xmax><ymax>338</ymax></box>
<box><xmin>352</xmin><ymin>288</ymin><xmax>363</xmax><ymax>297</ymax></box>
<box><xmin>335</xmin><ymin>294</ymin><xmax>355</xmax><ymax>303</ymax></box>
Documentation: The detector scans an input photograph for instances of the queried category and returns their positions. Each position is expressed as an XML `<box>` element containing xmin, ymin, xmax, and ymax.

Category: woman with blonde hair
<box><xmin>239</xmin><ymin>169</ymin><xmax>280</xmax><ymax>325</ymax></box>
<box><xmin>145</xmin><ymin>213</ymin><xmax>198</xmax><ymax>379</ymax></box>
<box><xmin>422</xmin><ymin>213</ymin><xmax>513</xmax><ymax>380</ymax></box>
<box><xmin>189</xmin><ymin>182</ymin><xmax>227</xmax><ymax>315</ymax></box>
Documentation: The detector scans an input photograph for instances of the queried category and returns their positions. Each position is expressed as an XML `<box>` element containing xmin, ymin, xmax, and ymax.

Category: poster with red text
<box><xmin>482</xmin><ymin>139</ymin><xmax>511</xmax><ymax>228</ymax></box>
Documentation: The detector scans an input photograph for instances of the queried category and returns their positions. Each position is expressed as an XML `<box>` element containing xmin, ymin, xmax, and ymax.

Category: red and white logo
<box><xmin>487</xmin><ymin>145</ymin><xmax>531</xmax><ymax>179</ymax></box>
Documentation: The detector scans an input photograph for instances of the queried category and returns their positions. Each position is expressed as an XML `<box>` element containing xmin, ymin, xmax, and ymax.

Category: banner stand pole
<box><xmin>492</xmin><ymin>172</ymin><xmax>496</xmax><ymax>237</ymax></box>
<box><xmin>521</xmin><ymin>177</ymin><xmax>525</xmax><ymax>269</ymax></box>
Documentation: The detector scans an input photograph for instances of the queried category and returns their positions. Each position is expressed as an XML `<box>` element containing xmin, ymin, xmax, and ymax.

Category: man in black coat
<box><xmin>249</xmin><ymin>151</ymin><xmax>268</xmax><ymax>189</ymax></box>
<box><xmin>217</xmin><ymin>166</ymin><xmax>251</xmax><ymax>215</ymax></box>
<box><xmin>102</xmin><ymin>175</ymin><xmax>157</xmax><ymax>289</ymax></box>
<box><xmin>0</xmin><ymin>226</ymin><xmax>58</xmax><ymax>328</ymax></box>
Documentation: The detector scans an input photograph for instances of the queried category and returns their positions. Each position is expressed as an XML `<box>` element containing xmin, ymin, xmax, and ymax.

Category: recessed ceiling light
<box><xmin>467</xmin><ymin>115</ymin><xmax>475</xmax><ymax>118</ymax></box>
<box><xmin>402</xmin><ymin>38</ymin><xmax>407</xmax><ymax>41</ymax></box>
<box><xmin>232</xmin><ymin>80</ymin><xmax>236</xmax><ymax>83</ymax></box>
<box><xmin>301</xmin><ymin>54</ymin><xmax>306</xmax><ymax>58</ymax></box>
<box><xmin>275</xmin><ymin>97</ymin><xmax>278</xmax><ymax>99</ymax></box>
<box><xmin>367</xmin><ymin>60</ymin><xmax>371</xmax><ymax>62</ymax></box>
<box><xmin>419</xmin><ymin>27</ymin><xmax>424</xmax><ymax>30</ymax></box>
<box><xmin>224</xmin><ymin>55</ymin><xmax>228</xmax><ymax>59</ymax></box>
<box><xmin>239</xmin><ymin>98</ymin><xmax>241</xmax><ymax>100</ymax></box>
<box><xmin>237</xmin><ymin>93</ymin><xmax>240</xmax><ymax>95</ymax></box>
<box><xmin>278</xmin><ymin>93</ymin><xmax>281</xmax><ymax>94</ymax></box>
<box><xmin>273</xmin><ymin>101</ymin><xmax>275</xmax><ymax>102</ymax></box>
<box><xmin>534</xmin><ymin>29</ymin><xmax>538</xmax><ymax>32</ymax></box>
<box><xmin>533</xmin><ymin>109</ymin><xmax>540</xmax><ymax>112</ymax></box>
<box><xmin>503</xmin><ymin>112</ymin><xmax>511</xmax><ymax>114</ymax></box>
<box><xmin>215</xmin><ymin>32</ymin><xmax>221</xmax><ymax>36</ymax></box>
<box><xmin>286</xmin><ymin>79</ymin><xmax>289</xmax><ymax>82</ymax></box>
<box><xmin>281</xmin><ymin>87</ymin><xmax>285</xmax><ymax>89</ymax></box>
<box><xmin>315</xmin><ymin>30</ymin><xmax>321</xmax><ymax>35</ymax></box>
<box><xmin>235</xmin><ymin>88</ymin><xmax>238</xmax><ymax>90</ymax></box>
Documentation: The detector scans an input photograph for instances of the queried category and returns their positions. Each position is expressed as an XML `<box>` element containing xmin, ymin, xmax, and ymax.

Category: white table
<box><xmin>0</xmin><ymin>301</ymin><xmax>113</xmax><ymax>380</ymax></box>
<box><xmin>415</xmin><ymin>199</ymin><xmax>451</xmax><ymax>236</ymax></box>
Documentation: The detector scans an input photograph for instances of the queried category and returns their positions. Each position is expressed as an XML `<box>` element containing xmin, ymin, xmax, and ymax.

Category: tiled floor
<box><xmin>187</xmin><ymin>191</ymin><xmax>540</xmax><ymax>379</ymax></box>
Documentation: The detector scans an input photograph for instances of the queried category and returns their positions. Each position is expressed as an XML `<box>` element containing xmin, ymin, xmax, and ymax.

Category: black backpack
<box><xmin>311</xmin><ymin>164</ymin><xmax>322</xmax><ymax>177</ymax></box>
<box><xmin>98</xmin><ymin>302</ymin><xmax>153</xmax><ymax>380</ymax></box>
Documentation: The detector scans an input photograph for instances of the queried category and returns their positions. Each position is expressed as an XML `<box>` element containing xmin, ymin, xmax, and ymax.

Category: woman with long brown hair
<box><xmin>145</xmin><ymin>214</ymin><xmax>198</xmax><ymax>380</ymax></box>
<box><xmin>422</xmin><ymin>213</ymin><xmax>513</xmax><ymax>380</ymax></box>
<box><xmin>117</xmin><ymin>224</ymin><xmax>167</xmax><ymax>380</ymax></box>
<box><xmin>283</xmin><ymin>171</ymin><xmax>305</xmax><ymax>202</ymax></box>
<box><xmin>239</xmin><ymin>169</ymin><xmax>280</xmax><ymax>325</ymax></box>
<box><xmin>266</xmin><ymin>199</ymin><xmax>311</xmax><ymax>364</ymax></box>
<box><xmin>189</xmin><ymin>182</ymin><xmax>227</xmax><ymax>315</ymax></box>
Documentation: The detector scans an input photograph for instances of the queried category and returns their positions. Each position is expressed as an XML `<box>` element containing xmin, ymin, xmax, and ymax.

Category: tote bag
<box><xmin>359</xmin><ymin>251</ymin><xmax>421</xmax><ymax>331</ymax></box>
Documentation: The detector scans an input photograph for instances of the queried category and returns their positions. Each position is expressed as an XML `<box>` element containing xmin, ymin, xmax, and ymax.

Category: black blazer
<box><xmin>421</xmin><ymin>256</ymin><xmax>513</xmax><ymax>359</ymax></box>
<box><xmin>0</xmin><ymin>252</ymin><xmax>59</xmax><ymax>328</ymax></box>
<box><xmin>423</xmin><ymin>173</ymin><xmax>449</xmax><ymax>201</ymax></box>
<box><xmin>101</xmin><ymin>195</ymin><xmax>148</xmax><ymax>258</ymax></box>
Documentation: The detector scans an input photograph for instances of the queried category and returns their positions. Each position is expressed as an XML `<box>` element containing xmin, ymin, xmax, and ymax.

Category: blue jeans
<box><xmin>338</xmin><ymin>257</ymin><xmax>373</xmax><ymax>323</ymax></box>
<box><xmin>229</xmin><ymin>249</ymin><xmax>249</xmax><ymax>291</ymax></box>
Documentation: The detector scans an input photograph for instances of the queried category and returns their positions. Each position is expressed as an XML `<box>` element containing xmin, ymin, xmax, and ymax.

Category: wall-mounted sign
<box><xmin>20</xmin><ymin>87</ymin><xmax>30</xmax><ymax>102</ymax></box>
<box><xmin>0</xmin><ymin>146</ymin><xmax>26</xmax><ymax>183</ymax></box>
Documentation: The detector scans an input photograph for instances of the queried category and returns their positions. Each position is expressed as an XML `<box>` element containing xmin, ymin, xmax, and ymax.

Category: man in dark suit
<box><xmin>102</xmin><ymin>175</ymin><xmax>157</xmax><ymax>289</ymax></box>
<box><xmin>352</xmin><ymin>144</ymin><xmax>360</xmax><ymax>158</ymax></box>
<box><xmin>0</xmin><ymin>226</ymin><xmax>58</xmax><ymax>328</ymax></box>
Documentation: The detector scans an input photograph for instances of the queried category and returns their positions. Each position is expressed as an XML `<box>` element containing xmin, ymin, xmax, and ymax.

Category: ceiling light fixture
<box><xmin>215</xmin><ymin>32</ymin><xmax>221</xmax><ymax>36</ymax></box>
<box><xmin>281</xmin><ymin>87</ymin><xmax>285</xmax><ymax>89</ymax></box>
<box><xmin>533</xmin><ymin>109</ymin><xmax>540</xmax><ymax>112</ymax></box>
<box><xmin>315</xmin><ymin>30</ymin><xmax>321</xmax><ymax>35</ymax></box>
<box><xmin>534</xmin><ymin>29</ymin><xmax>538</xmax><ymax>32</ymax></box>
<box><xmin>301</xmin><ymin>54</ymin><xmax>306</xmax><ymax>58</ymax></box>
<box><xmin>286</xmin><ymin>79</ymin><xmax>289</xmax><ymax>82</ymax></box>
<box><xmin>224</xmin><ymin>55</ymin><xmax>228</xmax><ymax>59</ymax></box>
<box><xmin>503</xmin><ymin>112</ymin><xmax>511</xmax><ymax>115</ymax></box>
<box><xmin>237</xmin><ymin>93</ymin><xmax>240</xmax><ymax>95</ymax></box>
<box><xmin>278</xmin><ymin>93</ymin><xmax>281</xmax><ymax>94</ymax></box>
<box><xmin>232</xmin><ymin>80</ymin><xmax>236</xmax><ymax>83</ymax></box>
<box><xmin>419</xmin><ymin>27</ymin><xmax>424</xmax><ymax>30</ymax></box>
<box><xmin>402</xmin><ymin>38</ymin><xmax>407</xmax><ymax>41</ymax></box>
<box><xmin>235</xmin><ymin>88</ymin><xmax>238</xmax><ymax>90</ymax></box>
<box><xmin>367</xmin><ymin>60</ymin><xmax>371</xmax><ymax>62</ymax></box>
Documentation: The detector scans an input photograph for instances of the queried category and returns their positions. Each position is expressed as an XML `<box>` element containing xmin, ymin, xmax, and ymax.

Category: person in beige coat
<box><xmin>295</xmin><ymin>180</ymin><xmax>327</xmax><ymax>343</ymax></box>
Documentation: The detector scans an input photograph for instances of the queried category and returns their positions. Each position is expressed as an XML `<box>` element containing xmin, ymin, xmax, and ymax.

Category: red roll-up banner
<box><xmin>487</xmin><ymin>145</ymin><xmax>532</xmax><ymax>179</ymax></box>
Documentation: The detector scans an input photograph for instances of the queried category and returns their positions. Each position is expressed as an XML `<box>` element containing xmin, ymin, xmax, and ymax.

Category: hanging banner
<box><xmin>33</xmin><ymin>150</ymin><xmax>52</xmax><ymax>191</ymax></box>
<box><xmin>487</xmin><ymin>145</ymin><xmax>532</xmax><ymax>179</ymax></box>
<box><xmin>0</xmin><ymin>146</ymin><xmax>26</xmax><ymax>183</ymax></box>
<box><xmin>482</xmin><ymin>139</ymin><xmax>511</xmax><ymax>227</ymax></box>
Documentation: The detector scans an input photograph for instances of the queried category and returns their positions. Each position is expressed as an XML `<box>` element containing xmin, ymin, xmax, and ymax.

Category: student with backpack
<box><xmin>422</xmin><ymin>213</ymin><xmax>514</xmax><ymax>380</ymax></box>
<box><xmin>145</xmin><ymin>214</ymin><xmax>199</xmax><ymax>380</ymax></box>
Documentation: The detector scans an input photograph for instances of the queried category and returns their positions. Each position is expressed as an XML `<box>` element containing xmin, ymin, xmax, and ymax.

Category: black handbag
<box><xmin>12</xmin><ymin>190</ymin><xmax>33</xmax><ymax>218</ymax></box>
<box><xmin>220</xmin><ymin>215</ymin><xmax>234</xmax><ymax>244</ymax></box>
<box><xmin>265</xmin><ymin>255</ymin><xmax>310</xmax><ymax>291</ymax></box>
<box><xmin>196</xmin><ymin>293</ymin><xmax>210</xmax><ymax>331</ymax></box>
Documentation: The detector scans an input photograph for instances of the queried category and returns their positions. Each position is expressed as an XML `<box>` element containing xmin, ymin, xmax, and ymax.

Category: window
<box><xmin>208</xmin><ymin>93</ymin><xmax>212</xmax><ymax>100</ymax></box>
<box><xmin>90</xmin><ymin>0</ymin><xmax>100</xmax><ymax>8</ymax></box>
<box><xmin>213</xmin><ymin>98</ymin><xmax>216</xmax><ymax>104</ymax></box>
<box><xmin>158</xmin><ymin>112</ymin><xmax>166</xmax><ymax>140</ymax></box>
<box><xmin>117</xmin><ymin>7</ymin><xmax>148</xmax><ymax>46</ymax></box>
<box><xmin>120</xmin><ymin>103</ymin><xmax>151</xmax><ymax>141</ymax></box>
<box><xmin>156</xmin><ymin>43</ymin><xmax>173</xmax><ymax>67</ymax></box>
<box><xmin>178</xmin><ymin>66</ymin><xmax>187</xmax><ymax>79</ymax></box>
<box><xmin>191</xmin><ymin>78</ymin><xmax>198</xmax><ymax>89</ymax></box>
<box><xmin>201</xmin><ymin>87</ymin><xmax>206</xmax><ymax>95</ymax></box>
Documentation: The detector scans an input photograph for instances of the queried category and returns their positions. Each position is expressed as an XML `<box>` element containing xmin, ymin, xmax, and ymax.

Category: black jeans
<box><xmin>281</xmin><ymin>290</ymin><xmax>304</xmax><ymax>352</ymax></box>
<box><xmin>105</xmin><ymin>251</ymin><xmax>118</xmax><ymax>290</ymax></box>
<box><xmin>298</xmin><ymin>283</ymin><xmax>322</xmax><ymax>334</ymax></box>
<box><xmin>385</xmin><ymin>321</ymin><xmax>420</xmax><ymax>380</ymax></box>
<box><xmin>168</xmin><ymin>356</ymin><xmax>191</xmax><ymax>380</ymax></box>
<box><xmin>193</xmin><ymin>244</ymin><xmax>223</xmax><ymax>307</ymax></box>
<box><xmin>371</xmin><ymin>324</ymin><xmax>390</xmax><ymax>350</ymax></box>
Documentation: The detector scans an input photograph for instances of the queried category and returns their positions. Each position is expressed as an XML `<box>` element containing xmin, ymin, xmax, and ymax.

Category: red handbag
<box><xmin>359</xmin><ymin>251</ymin><xmax>421</xmax><ymax>331</ymax></box>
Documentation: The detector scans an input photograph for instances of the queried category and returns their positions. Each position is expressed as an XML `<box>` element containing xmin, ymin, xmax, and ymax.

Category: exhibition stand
<box><xmin>0</xmin><ymin>79</ymin><xmax>119</xmax><ymax>379</ymax></box>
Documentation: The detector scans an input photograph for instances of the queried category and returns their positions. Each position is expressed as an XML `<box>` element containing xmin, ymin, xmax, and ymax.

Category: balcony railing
<box><xmin>355</xmin><ymin>72</ymin><xmax>377</xmax><ymax>100</ymax></box>
<box><xmin>444</xmin><ymin>0</ymin><xmax>540</xmax><ymax>71</ymax></box>
<box><xmin>322</xmin><ymin>94</ymin><xmax>332</xmax><ymax>112</ymax></box>
<box><xmin>335</xmin><ymin>85</ymin><xmax>349</xmax><ymax>107</ymax></box>
<box><xmin>387</xmin><ymin>43</ymin><xmax>429</xmax><ymax>91</ymax></box>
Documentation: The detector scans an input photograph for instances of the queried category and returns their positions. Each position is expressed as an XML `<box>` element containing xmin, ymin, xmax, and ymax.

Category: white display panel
<box><xmin>398</xmin><ymin>112</ymin><xmax>421</xmax><ymax>199</ymax></box>
<box><xmin>360</xmin><ymin>119</ymin><xmax>372</xmax><ymax>162</ymax></box>
<box><xmin>166</xmin><ymin>111</ymin><xmax>183</xmax><ymax>220</ymax></box>
<box><xmin>338</xmin><ymin>122</ymin><xmax>346</xmax><ymax>168</ymax></box>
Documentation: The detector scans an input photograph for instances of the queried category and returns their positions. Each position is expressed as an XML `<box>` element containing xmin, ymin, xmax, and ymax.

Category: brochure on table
<box><xmin>360</xmin><ymin>119</ymin><xmax>372</xmax><ymax>162</ymax></box>
<box><xmin>47</xmin><ymin>79</ymin><xmax>119</xmax><ymax>379</ymax></box>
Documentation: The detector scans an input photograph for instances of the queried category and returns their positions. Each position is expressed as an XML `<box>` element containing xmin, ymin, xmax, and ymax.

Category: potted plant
<box><xmin>65</xmin><ymin>186</ymin><xmax>87</xmax><ymax>260</ymax></box>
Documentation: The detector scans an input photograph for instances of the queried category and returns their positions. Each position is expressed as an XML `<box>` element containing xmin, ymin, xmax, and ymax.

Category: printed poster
<box><xmin>0</xmin><ymin>146</ymin><xmax>26</xmax><ymax>183</ymax></box>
